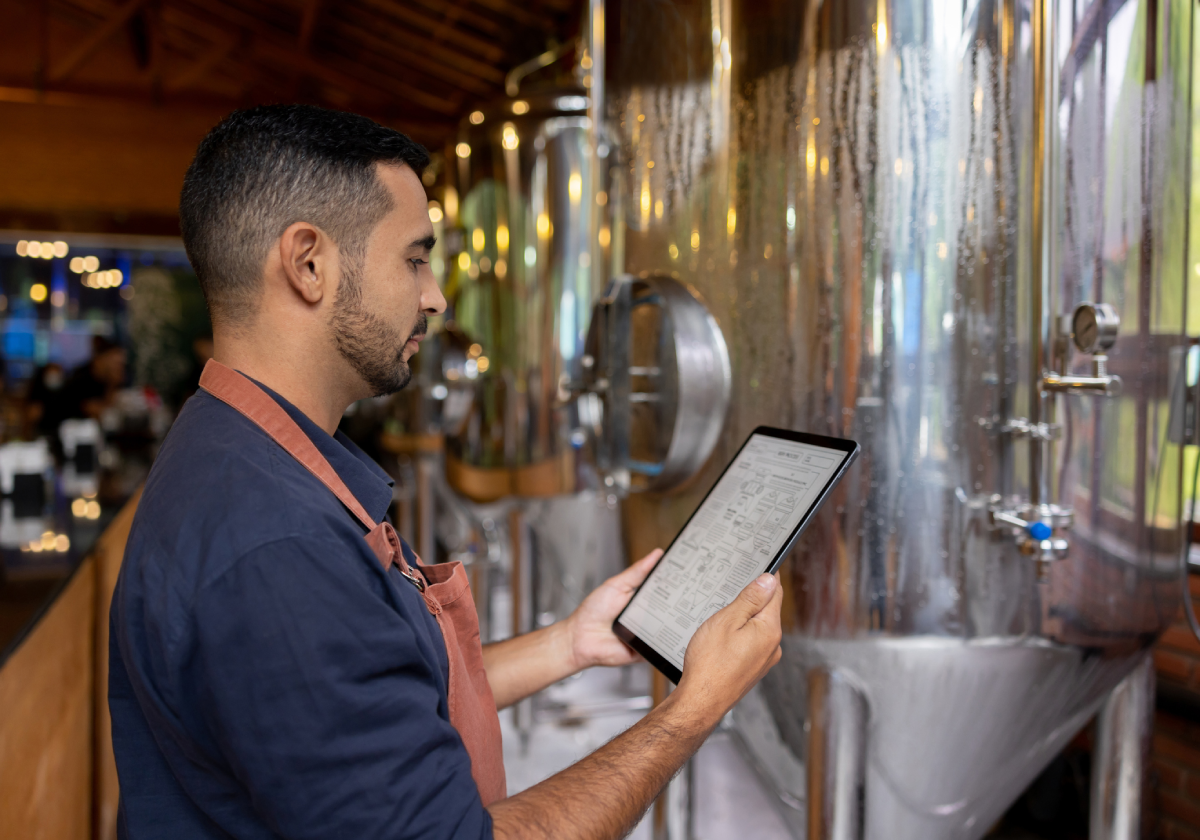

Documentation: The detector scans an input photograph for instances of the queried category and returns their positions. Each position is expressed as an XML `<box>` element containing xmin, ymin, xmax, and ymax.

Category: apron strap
<box><xmin>198</xmin><ymin>360</ymin><xmax>378</xmax><ymax>532</ymax></box>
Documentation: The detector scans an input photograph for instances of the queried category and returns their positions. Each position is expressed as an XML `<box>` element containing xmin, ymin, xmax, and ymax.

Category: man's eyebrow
<box><xmin>411</xmin><ymin>235</ymin><xmax>437</xmax><ymax>251</ymax></box>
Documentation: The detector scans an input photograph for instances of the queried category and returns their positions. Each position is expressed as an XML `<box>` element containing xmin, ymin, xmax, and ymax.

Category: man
<box><xmin>109</xmin><ymin>105</ymin><xmax>783</xmax><ymax>840</ymax></box>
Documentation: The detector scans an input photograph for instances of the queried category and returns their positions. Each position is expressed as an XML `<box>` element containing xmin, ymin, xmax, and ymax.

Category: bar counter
<box><xmin>0</xmin><ymin>488</ymin><xmax>140</xmax><ymax>840</ymax></box>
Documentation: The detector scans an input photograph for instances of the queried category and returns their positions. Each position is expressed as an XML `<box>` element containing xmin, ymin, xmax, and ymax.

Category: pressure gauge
<box><xmin>1071</xmin><ymin>302</ymin><xmax>1119</xmax><ymax>355</ymax></box>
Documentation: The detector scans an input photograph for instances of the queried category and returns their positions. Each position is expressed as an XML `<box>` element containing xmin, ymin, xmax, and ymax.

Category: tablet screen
<box><xmin>618</xmin><ymin>431</ymin><xmax>854</xmax><ymax>672</ymax></box>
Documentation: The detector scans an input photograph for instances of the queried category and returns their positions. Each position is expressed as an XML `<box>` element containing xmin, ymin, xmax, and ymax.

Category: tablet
<box><xmin>613</xmin><ymin>426</ymin><xmax>859</xmax><ymax>683</ymax></box>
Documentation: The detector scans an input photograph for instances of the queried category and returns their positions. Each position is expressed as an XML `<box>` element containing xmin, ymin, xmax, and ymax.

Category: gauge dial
<box><xmin>1071</xmin><ymin>302</ymin><xmax>1119</xmax><ymax>354</ymax></box>
<box><xmin>1073</xmin><ymin>307</ymin><xmax>1098</xmax><ymax>353</ymax></box>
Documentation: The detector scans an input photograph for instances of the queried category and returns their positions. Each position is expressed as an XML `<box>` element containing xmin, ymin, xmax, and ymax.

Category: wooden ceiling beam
<box><xmin>467</xmin><ymin>0</ymin><xmax>556</xmax><ymax>32</ymax></box>
<box><xmin>162</xmin><ymin>3</ymin><xmax>459</xmax><ymax>117</ymax></box>
<box><xmin>351</xmin><ymin>0</ymin><xmax>504</xmax><ymax>62</ymax></box>
<box><xmin>322</xmin><ymin>16</ymin><xmax>493</xmax><ymax>98</ymax></box>
<box><xmin>163</xmin><ymin>32</ymin><xmax>243</xmax><ymax>94</ymax></box>
<box><xmin>333</xmin><ymin>4</ymin><xmax>503</xmax><ymax>85</ymax></box>
<box><xmin>403</xmin><ymin>0</ymin><xmax>507</xmax><ymax>38</ymax></box>
<box><xmin>315</xmin><ymin>51</ymin><xmax>463</xmax><ymax>119</ymax></box>
<box><xmin>49</xmin><ymin>0</ymin><xmax>152</xmax><ymax>83</ymax></box>
<box><xmin>296</xmin><ymin>0</ymin><xmax>322</xmax><ymax>53</ymax></box>
<box><xmin>0</xmin><ymin>81</ymin><xmax>452</xmax><ymax>143</ymax></box>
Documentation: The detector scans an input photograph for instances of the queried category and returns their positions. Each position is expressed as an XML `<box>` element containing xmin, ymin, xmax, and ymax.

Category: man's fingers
<box><xmin>750</xmin><ymin>579</ymin><xmax>784</xmax><ymax>630</ymax></box>
<box><xmin>614</xmin><ymin>549</ymin><xmax>663</xmax><ymax>588</ymax></box>
<box><xmin>724</xmin><ymin>574</ymin><xmax>778</xmax><ymax>625</ymax></box>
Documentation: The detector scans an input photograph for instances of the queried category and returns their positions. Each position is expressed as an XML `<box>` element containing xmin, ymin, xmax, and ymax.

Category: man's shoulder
<box><xmin>124</xmin><ymin>392</ymin><xmax>360</xmax><ymax>593</ymax></box>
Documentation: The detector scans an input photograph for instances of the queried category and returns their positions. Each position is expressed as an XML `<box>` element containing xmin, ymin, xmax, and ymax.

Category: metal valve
<box><xmin>990</xmin><ymin>502</ymin><xmax>1072</xmax><ymax>580</ymax></box>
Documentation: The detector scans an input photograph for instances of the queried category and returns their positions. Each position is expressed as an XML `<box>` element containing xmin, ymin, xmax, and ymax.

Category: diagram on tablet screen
<box><xmin>621</xmin><ymin>435</ymin><xmax>849</xmax><ymax>669</ymax></box>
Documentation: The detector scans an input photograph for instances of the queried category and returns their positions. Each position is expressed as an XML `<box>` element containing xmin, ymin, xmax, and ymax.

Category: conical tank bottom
<box><xmin>745</xmin><ymin>636</ymin><xmax>1147</xmax><ymax>840</ymax></box>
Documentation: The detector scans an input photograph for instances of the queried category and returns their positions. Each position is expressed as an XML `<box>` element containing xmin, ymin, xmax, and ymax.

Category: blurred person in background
<box><xmin>64</xmin><ymin>336</ymin><xmax>127</xmax><ymax>421</ymax></box>
<box><xmin>24</xmin><ymin>361</ymin><xmax>69</xmax><ymax>440</ymax></box>
<box><xmin>24</xmin><ymin>338</ymin><xmax>126</xmax><ymax>444</ymax></box>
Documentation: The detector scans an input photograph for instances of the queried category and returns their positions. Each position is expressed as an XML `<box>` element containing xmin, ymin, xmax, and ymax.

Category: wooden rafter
<box><xmin>297</xmin><ymin>0</ymin><xmax>322</xmax><ymax>53</ymax></box>
<box><xmin>406</xmin><ymin>0</ymin><xmax>505</xmax><ymax>38</ymax></box>
<box><xmin>353</xmin><ymin>0</ymin><xmax>505</xmax><ymax>62</ymax></box>
<box><xmin>11</xmin><ymin>0</ymin><xmax>579</xmax><ymax>148</ymax></box>
<box><xmin>49</xmin><ymin>0</ymin><xmax>152</xmax><ymax>83</ymax></box>
<box><xmin>335</xmin><ymin>3</ymin><xmax>504</xmax><ymax>85</ymax></box>
<box><xmin>163</xmin><ymin>32</ymin><xmax>243</xmax><ymax>94</ymax></box>
<box><xmin>322</xmin><ymin>15</ymin><xmax>493</xmax><ymax>97</ymax></box>
<box><xmin>469</xmin><ymin>0</ymin><xmax>558</xmax><ymax>32</ymax></box>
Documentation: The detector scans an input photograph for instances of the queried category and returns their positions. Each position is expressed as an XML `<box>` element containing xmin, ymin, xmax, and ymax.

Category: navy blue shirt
<box><xmin>109</xmin><ymin>383</ymin><xmax>494</xmax><ymax>839</ymax></box>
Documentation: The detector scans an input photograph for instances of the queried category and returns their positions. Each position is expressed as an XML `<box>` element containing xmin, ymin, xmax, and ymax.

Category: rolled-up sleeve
<box><xmin>190</xmin><ymin>535</ymin><xmax>492</xmax><ymax>840</ymax></box>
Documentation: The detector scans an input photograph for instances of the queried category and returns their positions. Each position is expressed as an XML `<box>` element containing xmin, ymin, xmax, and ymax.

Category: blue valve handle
<box><xmin>1027</xmin><ymin>521</ymin><xmax>1053</xmax><ymax>541</ymax></box>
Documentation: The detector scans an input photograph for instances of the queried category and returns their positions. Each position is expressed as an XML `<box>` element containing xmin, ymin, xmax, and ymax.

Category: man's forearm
<box><xmin>482</xmin><ymin>622</ymin><xmax>579</xmax><ymax>710</ymax></box>
<box><xmin>488</xmin><ymin>690</ymin><xmax>717</xmax><ymax>840</ymax></box>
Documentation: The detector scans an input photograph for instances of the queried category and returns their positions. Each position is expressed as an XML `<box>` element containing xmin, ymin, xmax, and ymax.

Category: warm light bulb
<box><xmin>29</xmin><ymin>283</ymin><xmax>48</xmax><ymax>302</ymax></box>
<box><xmin>456</xmin><ymin>142</ymin><xmax>471</xmax><ymax>158</ymax></box>
<box><xmin>501</xmin><ymin>124</ymin><xmax>519</xmax><ymax>150</ymax></box>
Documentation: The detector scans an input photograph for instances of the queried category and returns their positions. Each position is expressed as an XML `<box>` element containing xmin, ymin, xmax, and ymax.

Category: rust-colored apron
<box><xmin>199</xmin><ymin>360</ymin><xmax>507</xmax><ymax>806</ymax></box>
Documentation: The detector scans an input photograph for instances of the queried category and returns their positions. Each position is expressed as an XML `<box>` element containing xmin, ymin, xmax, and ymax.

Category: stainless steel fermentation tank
<box><xmin>445</xmin><ymin>45</ymin><xmax>732</xmax><ymax>651</ymax></box>
<box><xmin>606</xmin><ymin>0</ymin><xmax>1192</xmax><ymax>838</ymax></box>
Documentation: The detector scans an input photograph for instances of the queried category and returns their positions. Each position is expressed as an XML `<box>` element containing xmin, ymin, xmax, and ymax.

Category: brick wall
<box><xmin>1151</xmin><ymin>572</ymin><xmax>1200</xmax><ymax>840</ymax></box>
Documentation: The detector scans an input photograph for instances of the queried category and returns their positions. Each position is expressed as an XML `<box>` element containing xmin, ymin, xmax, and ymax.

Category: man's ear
<box><xmin>278</xmin><ymin>222</ymin><xmax>328</xmax><ymax>305</ymax></box>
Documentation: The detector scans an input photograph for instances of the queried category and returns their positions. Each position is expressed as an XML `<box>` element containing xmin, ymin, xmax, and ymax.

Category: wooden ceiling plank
<box><xmin>167</xmin><ymin>0</ymin><xmax>468</xmax><ymax>114</ymax></box>
<box><xmin>406</xmin><ymin>0</ymin><xmax>504</xmax><ymax>39</ymax></box>
<box><xmin>252</xmin><ymin>38</ymin><xmax>461</xmax><ymax>116</ymax></box>
<box><xmin>163</xmin><ymin>34</ymin><xmax>242</xmax><ymax>94</ymax></box>
<box><xmin>466</xmin><ymin>0</ymin><xmax>552</xmax><ymax>31</ymax></box>
<box><xmin>333</xmin><ymin>4</ymin><xmax>503</xmax><ymax>84</ymax></box>
<box><xmin>323</xmin><ymin>16</ymin><xmax>493</xmax><ymax>97</ymax></box>
<box><xmin>297</xmin><ymin>0</ymin><xmax>322</xmax><ymax>52</ymax></box>
<box><xmin>351</xmin><ymin>0</ymin><xmax>503</xmax><ymax>62</ymax></box>
<box><xmin>315</xmin><ymin>50</ymin><xmax>462</xmax><ymax>117</ymax></box>
<box><xmin>50</xmin><ymin>0</ymin><xmax>152</xmax><ymax>83</ymax></box>
<box><xmin>162</xmin><ymin>3</ymin><xmax>381</xmax><ymax>106</ymax></box>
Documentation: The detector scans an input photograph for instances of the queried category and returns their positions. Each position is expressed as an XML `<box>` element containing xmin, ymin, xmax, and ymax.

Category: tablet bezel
<box><xmin>612</xmin><ymin>426</ymin><xmax>860</xmax><ymax>684</ymax></box>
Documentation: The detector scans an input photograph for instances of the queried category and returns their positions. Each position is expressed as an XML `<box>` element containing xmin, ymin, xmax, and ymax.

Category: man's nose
<box><xmin>422</xmin><ymin>272</ymin><xmax>447</xmax><ymax>316</ymax></box>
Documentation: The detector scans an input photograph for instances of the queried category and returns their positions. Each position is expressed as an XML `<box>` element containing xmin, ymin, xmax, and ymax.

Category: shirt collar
<box><xmin>251</xmin><ymin>379</ymin><xmax>395</xmax><ymax>526</ymax></box>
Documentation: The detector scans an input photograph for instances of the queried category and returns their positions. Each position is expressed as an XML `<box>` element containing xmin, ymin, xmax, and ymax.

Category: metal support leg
<box><xmin>806</xmin><ymin>668</ymin><xmax>868</xmax><ymax>840</ymax></box>
<box><xmin>1090</xmin><ymin>654</ymin><xmax>1154</xmax><ymax>840</ymax></box>
<box><xmin>508</xmin><ymin>508</ymin><xmax>534</xmax><ymax>752</ymax></box>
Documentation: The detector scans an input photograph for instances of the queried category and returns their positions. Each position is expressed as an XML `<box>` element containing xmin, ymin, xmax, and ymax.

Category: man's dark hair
<box><xmin>179</xmin><ymin>104</ymin><xmax>429</xmax><ymax>325</ymax></box>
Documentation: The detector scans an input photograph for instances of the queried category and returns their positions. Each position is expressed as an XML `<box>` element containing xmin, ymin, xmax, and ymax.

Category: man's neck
<box><xmin>212</xmin><ymin>335</ymin><xmax>362</xmax><ymax>436</ymax></box>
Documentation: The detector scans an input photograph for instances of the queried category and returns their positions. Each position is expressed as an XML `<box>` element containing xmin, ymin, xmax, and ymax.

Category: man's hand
<box><xmin>565</xmin><ymin>549</ymin><xmax>663</xmax><ymax>671</ymax></box>
<box><xmin>672</xmin><ymin>573</ymin><xmax>783</xmax><ymax>726</ymax></box>
<box><xmin>481</xmin><ymin>549</ymin><xmax>662</xmax><ymax>708</ymax></box>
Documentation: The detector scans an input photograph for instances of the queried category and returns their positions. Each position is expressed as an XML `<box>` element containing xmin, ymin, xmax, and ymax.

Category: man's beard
<box><xmin>330</xmin><ymin>257</ymin><xmax>425</xmax><ymax>397</ymax></box>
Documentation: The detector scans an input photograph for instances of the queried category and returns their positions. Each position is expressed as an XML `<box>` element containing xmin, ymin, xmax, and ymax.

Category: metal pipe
<box><xmin>504</xmin><ymin>41</ymin><xmax>576</xmax><ymax>97</ymax></box>
<box><xmin>1029</xmin><ymin>0</ymin><xmax>1051</xmax><ymax>508</ymax></box>
<box><xmin>1089</xmin><ymin>654</ymin><xmax>1154</xmax><ymax>840</ymax></box>
<box><xmin>806</xmin><ymin>669</ymin><xmax>868</xmax><ymax>840</ymax></box>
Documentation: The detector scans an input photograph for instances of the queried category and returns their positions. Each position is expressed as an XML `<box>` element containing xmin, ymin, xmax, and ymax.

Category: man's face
<box><xmin>330</xmin><ymin>164</ymin><xmax>446</xmax><ymax>397</ymax></box>
<box><xmin>95</xmin><ymin>348</ymin><xmax>127</xmax><ymax>386</ymax></box>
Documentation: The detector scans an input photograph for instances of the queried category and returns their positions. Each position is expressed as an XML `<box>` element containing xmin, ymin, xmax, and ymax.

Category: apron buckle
<box><xmin>400</xmin><ymin>565</ymin><xmax>426</xmax><ymax>592</ymax></box>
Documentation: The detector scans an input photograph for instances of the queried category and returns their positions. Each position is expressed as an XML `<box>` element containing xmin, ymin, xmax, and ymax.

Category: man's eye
<box><xmin>410</xmin><ymin>258</ymin><xmax>428</xmax><ymax>267</ymax></box>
